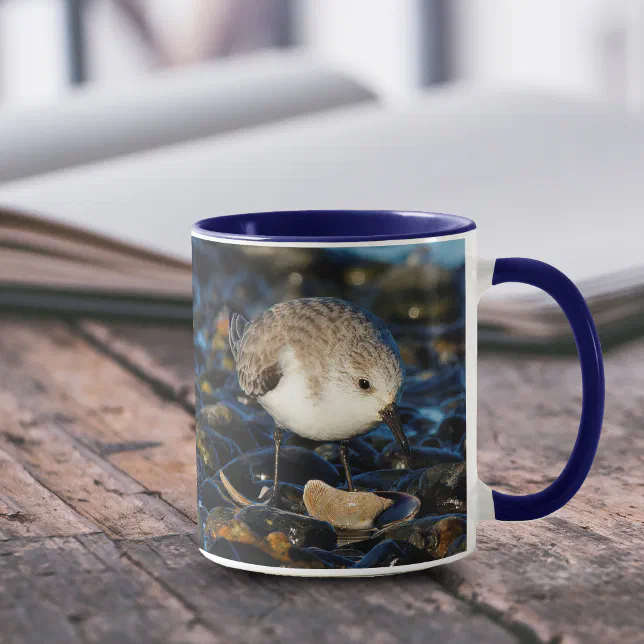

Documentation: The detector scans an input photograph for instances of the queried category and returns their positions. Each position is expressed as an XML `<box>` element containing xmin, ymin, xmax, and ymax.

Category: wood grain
<box><xmin>0</xmin><ymin>319</ymin><xmax>197</xmax><ymax>522</ymax></box>
<box><xmin>77</xmin><ymin>320</ymin><xmax>196</xmax><ymax>409</ymax></box>
<box><xmin>78</xmin><ymin>318</ymin><xmax>644</xmax><ymax>643</ymax></box>
<box><xmin>0</xmin><ymin>448</ymin><xmax>98</xmax><ymax>540</ymax></box>
<box><xmin>0</xmin><ymin>321</ymin><xmax>194</xmax><ymax>538</ymax></box>
<box><xmin>120</xmin><ymin>534</ymin><xmax>519</xmax><ymax>644</ymax></box>
<box><xmin>459</xmin><ymin>341</ymin><xmax>644</xmax><ymax>643</ymax></box>
<box><xmin>0</xmin><ymin>534</ymin><xmax>216</xmax><ymax>644</ymax></box>
<box><xmin>1</xmin><ymin>314</ymin><xmax>642</xmax><ymax>643</ymax></box>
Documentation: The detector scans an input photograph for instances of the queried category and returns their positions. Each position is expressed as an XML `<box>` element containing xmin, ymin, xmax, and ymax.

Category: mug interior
<box><xmin>193</xmin><ymin>210</ymin><xmax>475</xmax><ymax>243</ymax></box>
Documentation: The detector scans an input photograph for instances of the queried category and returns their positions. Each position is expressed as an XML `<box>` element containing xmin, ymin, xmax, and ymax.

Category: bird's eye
<box><xmin>358</xmin><ymin>378</ymin><xmax>371</xmax><ymax>391</ymax></box>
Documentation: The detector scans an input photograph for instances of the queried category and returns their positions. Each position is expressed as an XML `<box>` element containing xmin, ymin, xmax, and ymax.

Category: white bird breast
<box><xmin>258</xmin><ymin>347</ymin><xmax>382</xmax><ymax>442</ymax></box>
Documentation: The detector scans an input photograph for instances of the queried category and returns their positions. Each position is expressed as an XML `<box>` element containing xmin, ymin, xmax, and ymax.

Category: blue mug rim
<box><xmin>192</xmin><ymin>210</ymin><xmax>476</xmax><ymax>244</ymax></box>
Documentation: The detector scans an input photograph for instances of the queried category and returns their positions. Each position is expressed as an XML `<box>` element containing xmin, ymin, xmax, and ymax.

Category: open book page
<box><xmin>0</xmin><ymin>208</ymin><xmax>191</xmax><ymax>298</ymax></box>
<box><xmin>0</xmin><ymin>87</ymin><xmax>642</xmax><ymax>345</ymax></box>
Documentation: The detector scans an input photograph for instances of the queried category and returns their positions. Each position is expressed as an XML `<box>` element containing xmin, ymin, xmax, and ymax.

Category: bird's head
<box><xmin>332</xmin><ymin>328</ymin><xmax>410</xmax><ymax>455</ymax></box>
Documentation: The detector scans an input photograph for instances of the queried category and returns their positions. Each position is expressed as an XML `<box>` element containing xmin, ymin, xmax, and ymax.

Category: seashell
<box><xmin>220</xmin><ymin>469</ymin><xmax>253</xmax><ymax>508</ymax></box>
<box><xmin>303</xmin><ymin>480</ymin><xmax>394</xmax><ymax>530</ymax></box>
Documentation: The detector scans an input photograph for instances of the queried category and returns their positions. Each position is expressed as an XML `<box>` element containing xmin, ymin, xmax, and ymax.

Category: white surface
<box><xmin>0</xmin><ymin>85</ymin><xmax>642</xmax><ymax>290</ymax></box>
<box><xmin>452</xmin><ymin>0</ymin><xmax>640</xmax><ymax>108</ymax></box>
<box><xmin>0</xmin><ymin>0</ymin><xmax>68</xmax><ymax>105</ymax></box>
<box><xmin>0</xmin><ymin>49</ymin><xmax>374</xmax><ymax>183</ymax></box>
<box><xmin>299</xmin><ymin>0</ymin><xmax>423</xmax><ymax>98</ymax></box>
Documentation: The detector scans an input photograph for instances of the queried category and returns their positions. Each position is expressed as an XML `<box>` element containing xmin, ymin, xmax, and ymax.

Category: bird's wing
<box><xmin>228</xmin><ymin>312</ymin><xmax>249</xmax><ymax>362</ymax></box>
<box><xmin>234</xmin><ymin>314</ymin><xmax>283</xmax><ymax>397</ymax></box>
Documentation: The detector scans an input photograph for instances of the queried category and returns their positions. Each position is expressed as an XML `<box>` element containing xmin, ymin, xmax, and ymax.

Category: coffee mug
<box><xmin>192</xmin><ymin>210</ymin><xmax>604</xmax><ymax>577</ymax></box>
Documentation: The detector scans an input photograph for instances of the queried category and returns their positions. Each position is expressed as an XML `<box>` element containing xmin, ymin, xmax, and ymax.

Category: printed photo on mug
<box><xmin>193</xmin><ymin>233</ymin><xmax>468</xmax><ymax>571</ymax></box>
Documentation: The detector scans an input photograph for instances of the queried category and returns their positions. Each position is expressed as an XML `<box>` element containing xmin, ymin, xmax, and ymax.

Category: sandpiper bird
<box><xmin>229</xmin><ymin>297</ymin><xmax>410</xmax><ymax>505</ymax></box>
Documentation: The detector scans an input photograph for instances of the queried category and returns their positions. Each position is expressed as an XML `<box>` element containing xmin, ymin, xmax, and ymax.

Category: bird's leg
<box><xmin>266</xmin><ymin>425</ymin><xmax>283</xmax><ymax>508</ymax></box>
<box><xmin>339</xmin><ymin>441</ymin><xmax>354</xmax><ymax>491</ymax></box>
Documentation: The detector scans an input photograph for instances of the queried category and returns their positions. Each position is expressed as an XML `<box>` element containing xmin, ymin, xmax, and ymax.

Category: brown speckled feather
<box><xmin>231</xmin><ymin>297</ymin><xmax>400</xmax><ymax>399</ymax></box>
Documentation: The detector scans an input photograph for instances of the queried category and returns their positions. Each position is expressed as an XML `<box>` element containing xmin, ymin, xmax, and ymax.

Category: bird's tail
<box><xmin>228</xmin><ymin>311</ymin><xmax>249</xmax><ymax>361</ymax></box>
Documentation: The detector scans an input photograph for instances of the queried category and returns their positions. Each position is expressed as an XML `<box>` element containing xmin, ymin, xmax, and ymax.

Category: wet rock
<box><xmin>398</xmin><ymin>341</ymin><xmax>436</xmax><ymax>370</ymax></box>
<box><xmin>198</xmin><ymin>368</ymin><xmax>232</xmax><ymax>393</ymax></box>
<box><xmin>335</xmin><ymin>537</ymin><xmax>381</xmax><ymax>556</ymax></box>
<box><xmin>219</xmin><ymin>446</ymin><xmax>340</xmax><ymax>502</ymax></box>
<box><xmin>377</xmin><ymin>444</ymin><xmax>461</xmax><ymax>471</ymax></box>
<box><xmin>197</xmin><ymin>458</ymin><xmax>207</xmax><ymax>488</ymax></box>
<box><xmin>431</xmin><ymin>330</ymin><xmax>465</xmax><ymax>364</ymax></box>
<box><xmin>359</xmin><ymin>426</ymin><xmax>396</xmax><ymax>452</ymax></box>
<box><xmin>397</xmin><ymin>405</ymin><xmax>419</xmax><ymax>425</ymax></box>
<box><xmin>256</xmin><ymin>483</ymin><xmax>306</xmax><ymax>515</ymax></box>
<box><xmin>301</xmin><ymin>548</ymin><xmax>353</xmax><ymax>569</ymax></box>
<box><xmin>354</xmin><ymin>539</ymin><xmax>423</xmax><ymax>568</ymax></box>
<box><xmin>197</xmin><ymin>424</ymin><xmax>241</xmax><ymax>479</ymax></box>
<box><xmin>197</xmin><ymin>501</ymin><xmax>208</xmax><ymax>547</ymax></box>
<box><xmin>397</xmin><ymin>409</ymin><xmax>439</xmax><ymax>447</ymax></box>
<box><xmin>416</xmin><ymin>462</ymin><xmax>466</xmax><ymax>516</ymax></box>
<box><xmin>313</xmin><ymin>442</ymin><xmax>341</xmax><ymax>463</ymax></box>
<box><xmin>208</xmin><ymin>536</ymin><xmax>241</xmax><ymax>561</ymax></box>
<box><xmin>455</xmin><ymin>434</ymin><xmax>466</xmax><ymax>460</ymax></box>
<box><xmin>199</xmin><ymin>478</ymin><xmax>235</xmax><ymax>512</ymax></box>
<box><xmin>207</xmin><ymin>506</ymin><xmax>238</xmax><ymax>533</ymax></box>
<box><xmin>375</xmin><ymin>515</ymin><xmax>466</xmax><ymax>560</ymax></box>
<box><xmin>233</xmin><ymin>505</ymin><xmax>337</xmax><ymax>550</ymax></box>
<box><xmin>245</xmin><ymin>422</ymin><xmax>276</xmax><ymax>448</ymax></box>
<box><xmin>210</xmin><ymin>522</ymin><xmax>330</xmax><ymax>569</ymax></box>
<box><xmin>331</xmin><ymin>547</ymin><xmax>364</xmax><ymax>563</ymax></box>
<box><xmin>263</xmin><ymin>533</ymin><xmax>329</xmax><ymax>569</ymax></box>
<box><xmin>373</xmin><ymin>492</ymin><xmax>421</xmax><ymax>530</ymax></box>
<box><xmin>420</xmin><ymin>437</ymin><xmax>441</xmax><ymax>449</ymax></box>
<box><xmin>446</xmin><ymin>533</ymin><xmax>467</xmax><ymax>557</ymax></box>
<box><xmin>204</xmin><ymin>507</ymin><xmax>238</xmax><ymax>550</ymax></box>
<box><xmin>198</xmin><ymin>403</ymin><xmax>261</xmax><ymax>453</ymax></box>
<box><xmin>313</xmin><ymin>438</ymin><xmax>378</xmax><ymax>473</ymax></box>
<box><xmin>436</xmin><ymin>415</ymin><xmax>466</xmax><ymax>446</ymax></box>
<box><xmin>199</xmin><ymin>402</ymin><xmax>234</xmax><ymax>427</ymax></box>
<box><xmin>348</xmin><ymin>469</ymin><xmax>413</xmax><ymax>492</ymax></box>
<box><xmin>404</xmin><ymin>367</ymin><xmax>465</xmax><ymax>404</ymax></box>
<box><xmin>375</xmin><ymin>264</ymin><xmax>460</xmax><ymax>325</ymax></box>
<box><xmin>209</xmin><ymin>537</ymin><xmax>285</xmax><ymax>567</ymax></box>
<box><xmin>440</xmin><ymin>396</ymin><xmax>466</xmax><ymax>417</ymax></box>
<box><xmin>394</xmin><ymin>470</ymin><xmax>425</xmax><ymax>496</ymax></box>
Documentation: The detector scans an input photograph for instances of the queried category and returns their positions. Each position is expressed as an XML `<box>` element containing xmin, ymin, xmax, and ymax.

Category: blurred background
<box><xmin>0</xmin><ymin>0</ymin><xmax>644</xmax><ymax>111</ymax></box>
<box><xmin>1</xmin><ymin>0</ymin><xmax>643</xmax><ymax>108</ymax></box>
<box><xmin>1</xmin><ymin>0</ymin><xmax>644</xmax><ymax>348</ymax></box>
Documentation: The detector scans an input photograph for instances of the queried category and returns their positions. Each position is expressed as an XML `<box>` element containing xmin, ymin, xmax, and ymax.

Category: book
<box><xmin>1</xmin><ymin>86</ymin><xmax>642</xmax><ymax>350</ymax></box>
<box><xmin>3</xmin><ymin>204</ymin><xmax>642</xmax><ymax>351</ymax></box>
<box><xmin>0</xmin><ymin>207</ymin><xmax>192</xmax><ymax>319</ymax></box>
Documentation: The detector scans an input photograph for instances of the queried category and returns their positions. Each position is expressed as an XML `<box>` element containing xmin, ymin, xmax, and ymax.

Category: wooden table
<box><xmin>1</xmin><ymin>315</ymin><xmax>642</xmax><ymax>644</ymax></box>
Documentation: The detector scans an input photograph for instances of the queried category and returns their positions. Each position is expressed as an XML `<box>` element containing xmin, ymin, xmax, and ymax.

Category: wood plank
<box><xmin>0</xmin><ymin>323</ymin><xmax>194</xmax><ymax>539</ymax></box>
<box><xmin>0</xmin><ymin>318</ymin><xmax>197</xmax><ymax>522</ymax></box>
<box><xmin>0</xmin><ymin>534</ymin><xmax>217</xmax><ymax>644</ymax></box>
<box><xmin>85</xmin><ymin>319</ymin><xmax>644</xmax><ymax>643</ymax></box>
<box><xmin>0</xmin><ymin>421</ymin><xmax>193</xmax><ymax>540</ymax></box>
<box><xmin>460</xmin><ymin>339</ymin><xmax>644</xmax><ymax>643</ymax></box>
<box><xmin>77</xmin><ymin>320</ymin><xmax>195</xmax><ymax>408</ymax></box>
<box><xmin>0</xmin><ymin>448</ymin><xmax>98</xmax><ymax>540</ymax></box>
<box><xmin>120</xmin><ymin>534</ymin><xmax>520</xmax><ymax>644</ymax></box>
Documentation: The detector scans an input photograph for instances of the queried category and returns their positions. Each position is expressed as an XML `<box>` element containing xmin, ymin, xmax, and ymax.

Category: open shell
<box><xmin>219</xmin><ymin>469</ymin><xmax>253</xmax><ymax>508</ymax></box>
<box><xmin>303</xmin><ymin>480</ymin><xmax>394</xmax><ymax>530</ymax></box>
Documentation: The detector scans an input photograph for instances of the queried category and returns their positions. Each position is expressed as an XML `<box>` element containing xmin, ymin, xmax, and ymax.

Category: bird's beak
<box><xmin>379</xmin><ymin>403</ymin><xmax>411</xmax><ymax>457</ymax></box>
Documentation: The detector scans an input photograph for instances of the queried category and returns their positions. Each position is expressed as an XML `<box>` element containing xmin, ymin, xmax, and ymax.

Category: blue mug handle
<box><xmin>481</xmin><ymin>258</ymin><xmax>605</xmax><ymax>521</ymax></box>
